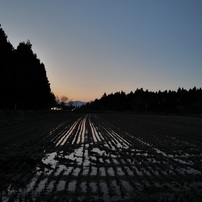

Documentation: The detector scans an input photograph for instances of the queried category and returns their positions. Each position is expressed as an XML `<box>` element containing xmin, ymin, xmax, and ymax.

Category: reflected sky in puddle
<box><xmin>80</xmin><ymin>181</ymin><xmax>87</xmax><ymax>192</ymax></box>
<box><xmin>64</xmin><ymin>167</ymin><xmax>73</xmax><ymax>175</ymax></box>
<box><xmin>35</xmin><ymin>178</ymin><xmax>47</xmax><ymax>192</ymax></box>
<box><xmin>4</xmin><ymin>114</ymin><xmax>202</xmax><ymax>202</ymax></box>
<box><xmin>90</xmin><ymin>166</ymin><xmax>97</xmax><ymax>175</ymax></box>
<box><xmin>107</xmin><ymin>167</ymin><xmax>115</xmax><ymax>176</ymax></box>
<box><xmin>116</xmin><ymin>167</ymin><xmax>125</xmax><ymax>176</ymax></box>
<box><xmin>90</xmin><ymin>182</ymin><xmax>97</xmax><ymax>193</ymax></box>
<box><xmin>42</xmin><ymin>152</ymin><xmax>57</xmax><ymax>169</ymax></box>
<box><xmin>47</xmin><ymin>181</ymin><xmax>54</xmax><ymax>191</ymax></box>
<box><xmin>99</xmin><ymin>167</ymin><xmax>106</xmax><ymax>176</ymax></box>
<box><xmin>99</xmin><ymin>181</ymin><xmax>108</xmax><ymax>197</ymax></box>
<box><xmin>68</xmin><ymin>180</ymin><xmax>77</xmax><ymax>192</ymax></box>
<box><xmin>72</xmin><ymin>167</ymin><xmax>81</xmax><ymax>176</ymax></box>
<box><xmin>91</xmin><ymin>147</ymin><xmax>106</xmax><ymax>156</ymax></box>
<box><xmin>57</xmin><ymin>180</ymin><xmax>66</xmax><ymax>191</ymax></box>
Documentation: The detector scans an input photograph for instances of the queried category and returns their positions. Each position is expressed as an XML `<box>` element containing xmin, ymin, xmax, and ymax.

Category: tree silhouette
<box><xmin>83</xmin><ymin>87</ymin><xmax>202</xmax><ymax>114</ymax></box>
<box><xmin>0</xmin><ymin>25</ymin><xmax>14</xmax><ymax>109</ymax></box>
<box><xmin>0</xmin><ymin>25</ymin><xmax>55</xmax><ymax>110</ymax></box>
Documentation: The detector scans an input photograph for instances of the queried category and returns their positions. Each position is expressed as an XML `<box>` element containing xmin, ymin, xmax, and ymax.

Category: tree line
<box><xmin>0</xmin><ymin>25</ymin><xmax>55</xmax><ymax>110</ymax></box>
<box><xmin>83</xmin><ymin>87</ymin><xmax>202</xmax><ymax>114</ymax></box>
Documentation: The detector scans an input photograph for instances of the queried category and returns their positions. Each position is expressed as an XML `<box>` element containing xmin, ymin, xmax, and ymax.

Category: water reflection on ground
<box><xmin>2</xmin><ymin>114</ymin><xmax>202</xmax><ymax>201</ymax></box>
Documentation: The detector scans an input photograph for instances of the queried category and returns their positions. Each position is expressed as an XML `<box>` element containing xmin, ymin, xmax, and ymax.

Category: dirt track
<box><xmin>1</xmin><ymin>113</ymin><xmax>202</xmax><ymax>201</ymax></box>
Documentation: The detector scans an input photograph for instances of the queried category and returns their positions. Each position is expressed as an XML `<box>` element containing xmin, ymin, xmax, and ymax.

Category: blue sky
<box><xmin>0</xmin><ymin>0</ymin><xmax>201</xmax><ymax>101</ymax></box>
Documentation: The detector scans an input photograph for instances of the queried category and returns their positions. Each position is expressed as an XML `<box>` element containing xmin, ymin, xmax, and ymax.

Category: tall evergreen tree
<box><xmin>0</xmin><ymin>25</ymin><xmax>55</xmax><ymax>109</ymax></box>
<box><xmin>0</xmin><ymin>25</ymin><xmax>14</xmax><ymax>109</ymax></box>
<box><xmin>14</xmin><ymin>41</ymin><xmax>55</xmax><ymax>109</ymax></box>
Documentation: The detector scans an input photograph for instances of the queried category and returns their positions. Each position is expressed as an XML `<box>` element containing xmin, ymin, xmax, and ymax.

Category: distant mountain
<box><xmin>67</xmin><ymin>101</ymin><xmax>87</xmax><ymax>107</ymax></box>
<box><xmin>57</xmin><ymin>101</ymin><xmax>87</xmax><ymax>107</ymax></box>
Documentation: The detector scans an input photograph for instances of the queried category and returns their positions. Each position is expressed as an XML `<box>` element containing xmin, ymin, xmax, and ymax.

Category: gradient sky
<box><xmin>0</xmin><ymin>0</ymin><xmax>201</xmax><ymax>102</ymax></box>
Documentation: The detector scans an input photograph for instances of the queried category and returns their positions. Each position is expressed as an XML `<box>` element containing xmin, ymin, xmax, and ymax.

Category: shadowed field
<box><xmin>0</xmin><ymin>112</ymin><xmax>202</xmax><ymax>201</ymax></box>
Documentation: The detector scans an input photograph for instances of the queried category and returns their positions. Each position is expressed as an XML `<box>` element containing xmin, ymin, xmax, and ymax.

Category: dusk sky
<box><xmin>0</xmin><ymin>1</ymin><xmax>201</xmax><ymax>102</ymax></box>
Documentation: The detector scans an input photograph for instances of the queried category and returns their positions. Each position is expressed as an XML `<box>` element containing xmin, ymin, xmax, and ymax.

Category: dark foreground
<box><xmin>0</xmin><ymin>111</ymin><xmax>202</xmax><ymax>201</ymax></box>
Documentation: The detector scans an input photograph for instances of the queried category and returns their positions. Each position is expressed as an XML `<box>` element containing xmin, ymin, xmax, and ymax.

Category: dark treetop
<box><xmin>83</xmin><ymin>87</ymin><xmax>202</xmax><ymax>114</ymax></box>
<box><xmin>0</xmin><ymin>25</ymin><xmax>55</xmax><ymax>110</ymax></box>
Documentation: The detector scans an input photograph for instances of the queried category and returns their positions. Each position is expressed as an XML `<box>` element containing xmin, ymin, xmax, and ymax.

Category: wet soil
<box><xmin>0</xmin><ymin>112</ymin><xmax>202</xmax><ymax>201</ymax></box>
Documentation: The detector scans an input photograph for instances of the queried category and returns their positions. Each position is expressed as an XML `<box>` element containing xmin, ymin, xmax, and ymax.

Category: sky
<box><xmin>0</xmin><ymin>0</ymin><xmax>201</xmax><ymax>102</ymax></box>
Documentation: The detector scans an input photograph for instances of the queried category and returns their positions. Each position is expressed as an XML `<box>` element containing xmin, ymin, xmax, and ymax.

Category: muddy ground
<box><xmin>0</xmin><ymin>112</ymin><xmax>202</xmax><ymax>201</ymax></box>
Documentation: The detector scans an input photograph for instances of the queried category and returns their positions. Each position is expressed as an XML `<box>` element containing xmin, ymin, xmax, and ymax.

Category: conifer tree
<box><xmin>0</xmin><ymin>25</ymin><xmax>55</xmax><ymax>109</ymax></box>
<box><xmin>0</xmin><ymin>25</ymin><xmax>14</xmax><ymax>109</ymax></box>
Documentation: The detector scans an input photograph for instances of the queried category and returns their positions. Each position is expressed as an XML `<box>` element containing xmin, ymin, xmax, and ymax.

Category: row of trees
<box><xmin>0</xmin><ymin>25</ymin><xmax>55</xmax><ymax>109</ymax></box>
<box><xmin>83</xmin><ymin>87</ymin><xmax>202</xmax><ymax>114</ymax></box>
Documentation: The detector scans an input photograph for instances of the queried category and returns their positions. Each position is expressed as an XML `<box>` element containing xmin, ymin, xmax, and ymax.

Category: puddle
<box><xmin>42</xmin><ymin>152</ymin><xmax>57</xmax><ymax>169</ymax></box>
<box><xmin>107</xmin><ymin>167</ymin><xmax>115</xmax><ymax>176</ymax></box>
<box><xmin>90</xmin><ymin>121</ymin><xmax>101</xmax><ymax>142</ymax></box>
<box><xmin>134</xmin><ymin>182</ymin><xmax>144</xmax><ymax>191</ymax></box>
<box><xmin>177</xmin><ymin>167</ymin><xmax>201</xmax><ymax>175</ymax></box>
<box><xmin>82</xmin><ymin>167</ymin><xmax>89</xmax><ymax>176</ymax></box>
<box><xmin>105</xmin><ymin>159</ymin><xmax>111</xmax><ymax>164</ymax></box>
<box><xmin>112</xmin><ymin>158</ymin><xmax>119</xmax><ymax>164</ymax></box>
<box><xmin>3</xmin><ymin>114</ymin><xmax>202</xmax><ymax>201</ymax></box>
<box><xmin>72</xmin><ymin>167</ymin><xmax>81</xmax><ymax>176</ymax></box>
<box><xmin>90</xmin><ymin>182</ymin><xmax>97</xmax><ymax>193</ymax></box>
<box><xmin>26</xmin><ymin>176</ymin><xmax>38</xmax><ymax>192</ymax></box>
<box><xmin>99</xmin><ymin>181</ymin><xmax>109</xmax><ymax>196</ymax></box>
<box><xmin>121</xmin><ymin>180</ymin><xmax>133</xmax><ymax>193</ymax></box>
<box><xmin>35</xmin><ymin>178</ymin><xmax>48</xmax><ymax>192</ymax></box>
<box><xmin>47</xmin><ymin>181</ymin><xmax>55</xmax><ymax>191</ymax></box>
<box><xmin>136</xmin><ymin>152</ymin><xmax>149</xmax><ymax>156</ymax></box>
<box><xmin>173</xmin><ymin>158</ymin><xmax>194</xmax><ymax>166</ymax></box>
<box><xmin>55</xmin><ymin>165</ymin><xmax>66</xmax><ymax>175</ymax></box>
<box><xmin>65</xmin><ymin>146</ymin><xmax>83</xmax><ymax>165</ymax></box>
<box><xmin>63</xmin><ymin>167</ymin><xmax>73</xmax><ymax>175</ymax></box>
<box><xmin>91</xmin><ymin>147</ymin><xmax>106</xmax><ymax>156</ymax></box>
<box><xmin>111</xmin><ymin>180</ymin><xmax>120</xmax><ymax>196</ymax></box>
<box><xmin>90</xmin><ymin>166</ymin><xmax>97</xmax><ymax>175</ymax></box>
<box><xmin>55</xmin><ymin>119</ymin><xmax>81</xmax><ymax>146</ymax></box>
<box><xmin>57</xmin><ymin>180</ymin><xmax>66</xmax><ymax>191</ymax></box>
<box><xmin>68</xmin><ymin>180</ymin><xmax>77</xmax><ymax>192</ymax></box>
<box><xmin>80</xmin><ymin>181</ymin><xmax>87</xmax><ymax>192</ymax></box>
<box><xmin>116</xmin><ymin>167</ymin><xmax>125</xmax><ymax>176</ymax></box>
<box><xmin>124</xmin><ymin>166</ymin><xmax>134</xmax><ymax>176</ymax></box>
<box><xmin>99</xmin><ymin>167</ymin><xmax>106</xmax><ymax>176</ymax></box>
<box><xmin>132</xmin><ymin>166</ymin><xmax>143</xmax><ymax>175</ymax></box>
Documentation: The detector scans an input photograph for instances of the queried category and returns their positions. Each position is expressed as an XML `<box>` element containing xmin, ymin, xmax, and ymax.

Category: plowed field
<box><xmin>0</xmin><ymin>112</ymin><xmax>202</xmax><ymax>201</ymax></box>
